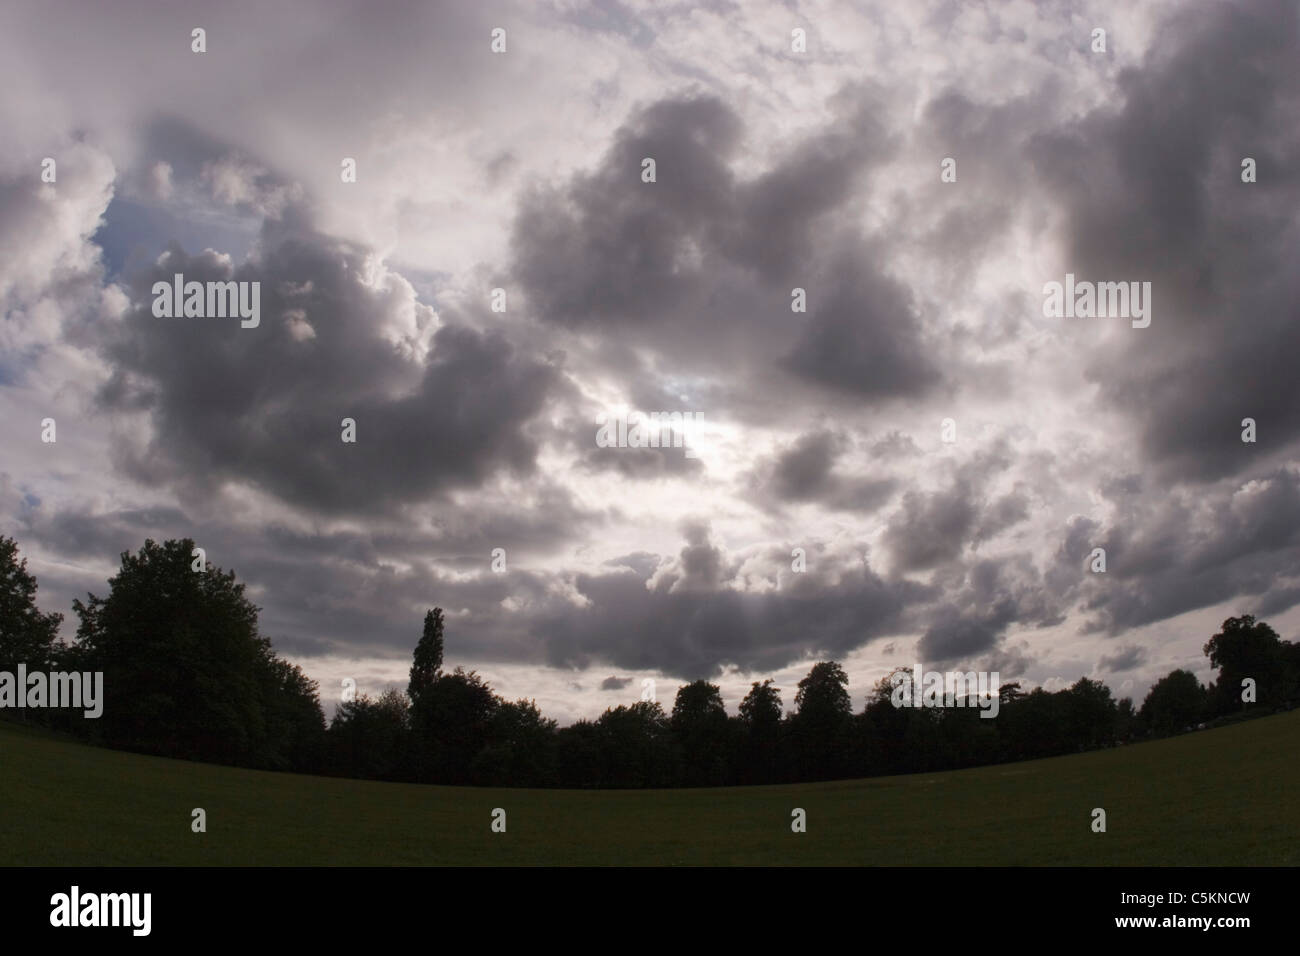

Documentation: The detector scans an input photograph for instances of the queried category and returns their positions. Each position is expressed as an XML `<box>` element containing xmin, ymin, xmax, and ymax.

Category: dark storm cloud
<box><xmin>600</xmin><ymin>675</ymin><xmax>632</xmax><ymax>691</ymax></box>
<box><xmin>18</xmin><ymin>504</ymin><xmax>191</xmax><ymax>559</ymax></box>
<box><xmin>11</xmin><ymin>0</ymin><xmax>1300</xmax><ymax>706</ymax></box>
<box><xmin>11</xmin><ymin>496</ymin><xmax>602</xmax><ymax>658</ymax></box>
<box><xmin>780</xmin><ymin>242</ymin><xmax>942</xmax><ymax>399</ymax></box>
<box><xmin>884</xmin><ymin>482</ymin><xmax>978</xmax><ymax>571</ymax></box>
<box><xmin>756</xmin><ymin>428</ymin><xmax>896</xmax><ymax>513</ymax></box>
<box><xmin>831</xmin><ymin>477</ymin><xmax>899</xmax><ymax>513</ymax></box>
<box><xmin>917</xmin><ymin>606</ymin><xmax>1008</xmax><ymax>663</ymax></box>
<box><xmin>496</xmin><ymin>522</ymin><xmax>937</xmax><ymax>678</ymax></box>
<box><xmin>97</xmin><ymin>209</ymin><xmax>560</xmax><ymax>517</ymax></box>
<box><xmin>870</xmin><ymin>431</ymin><xmax>921</xmax><ymax>460</ymax></box>
<box><xmin>673</xmin><ymin>519</ymin><xmax>724</xmax><ymax>592</ymax></box>
<box><xmin>1098</xmin><ymin>645</ymin><xmax>1146</xmax><ymax>673</ymax></box>
<box><xmin>512</xmin><ymin>95</ymin><xmax>742</xmax><ymax>329</ymax></box>
<box><xmin>1251</xmin><ymin>586</ymin><xmax>1300</xmax><ymax>619</ymax></box>
<box><xmin>178</xmin><ymin>529</ymin><xmax>590</xmax><ymax>662</ymax></box>
<box><xmin>1044</xmin><ymin>514</ymin><xmax>1101</xmax><ymax>597</ymax></box>
<box><xmin>27</xmin><ymin>513</ymin><xmax>935</xmax><ymax>674</ymax></box>
<box><xmin>1070</xmin><ymin>467</ymin><xmax>1300</xmax><ymax>634</ymax></box>
<box><xmin>256</xmin><ymin>484</ymin><xmax>602</xmax><ymax>568</ymax></box>
<box><xmin>578</xmin><ymin>442</ymin><xmax>704</xmax><ymax>479</ymax></box>
<box><xmin>915</xmin><ymin>554</ymin><xmax>1055</xmax><ymax>663</ymax></box>
<box><xmin>1030</xmin><ymin>0</ymin><xmax>1300</xmax><ymax>482</ymax></box>
<box><xmin>510</xmin><ymin>89</ymin><xmax>942</xmax><ymax>411</ymax></box>
<box><xmin>770</xmin><ymin>429</ymin><xmax>843</xmax><ymax>500</ymax></box>
<box><xmin>973</xmin><ymin>487</ymin><xmax>1031</xmax><ymax>544</ymax></box>
<box><xmin>724</xmin><ymin>83</ymin><xmax>895</xmax><ymax>281</ymax></box>
<box><xmin>882</xmin><ymin>442</ymin><xmax>1022</xmax><ymax>572</ymax></box>
<box><xmin>534</xmin><ymin>558</ymin><xmax>931</xmax><ymax>679</ymax></box>
<box><xmin>911</xmin><ymin>88</ymin><xmax>1058</xmax><ymax>270</ymax></box>
<box><xmin>984</xmin><ymin>640</ymin><xmax>1034</xmax><ymax>680</ymax></box>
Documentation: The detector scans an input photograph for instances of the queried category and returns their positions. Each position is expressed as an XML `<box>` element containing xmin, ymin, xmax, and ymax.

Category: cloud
<box><xmin>95</xmin><ymin>198</ymin><xmax>561</xmax><ymax>517</ymax></box>
<box><xmin>4</xmin><ymin>0</ymin><xmax>1300</xmax><ymax>721</ymax></box>
<box><xmin>510</xmin><ymin>88</ymin><xmax>941</xmax><ymax>425</ymax></box>
<box><xmin>1098</xmin><ymin>645</ymin><xmax>1147</xmax><ymax>673</ymax></box>
<box><xmin>512</xmin><ymin>94</ymin><xmax>743</xmax><ymax>330</ymax></box>
<box><xmin>916</xmin><ymin>555</ymin><xmax>1052</xmax><ymax>663</ymax></box>
<box><xmin>0</xmin><ymin>143</ymin><xmax>116</xmax><ymax>358</ymax></box>
<box><xmin>530</xmin><ymin>525</ymin><xmax>933</xmax><ymax>679</ymax></box>
<box><xmin>1030</xmin><ymin>0</ymin><xmax>1300</xmax><ymax>482</ymax></box>
<box><xmin>1077</xmin><ymin>467</ymin><xmax>1300</xmax><ymax>634</ymax></box>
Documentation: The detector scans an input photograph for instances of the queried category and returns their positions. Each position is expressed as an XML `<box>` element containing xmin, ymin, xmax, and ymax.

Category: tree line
<box><xmin>3</xmin><ymin>535</ymin><xmax>1298</xmax><ymax>787</ymax></box>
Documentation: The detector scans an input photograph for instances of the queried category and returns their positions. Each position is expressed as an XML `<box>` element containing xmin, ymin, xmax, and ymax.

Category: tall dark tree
<box><xmin>738</xmin><ymin>678</ymin><xmax>783</xmax><ymax>783</ymax></box>
<box><xmin>556</xmin><ymin>718</ymin><xmax>602</xmax><ymax>787</ymax></box>
<box><xmin>408</xmin><ymin>608</ymin><xmax>445</xmax><ymax>704</ymax></box>
<box><xmin>328</xmin><ymin>688</ymin><xmax>411</xmax><ymax>780</ymax></box>
<box><xmin>998</xmin><ymin>681</ymin><xmax>1025</xmax><ymax>706</ymax></box>
<box><xmin>1064</xmin><ymin>676</ymin><xmax>1118</xmax><ymax>751</ymax></box>
<box><xmin>1203</xmin><ymin>615</ymin><xmax>1285</xmax><ymax>716</ymax></box>
<box><xmin>740</xmin><ymin>678</ymin><xmax>782</xmax><ymax>728</ymax></box>
<box><xmin>999</xmin><ymin>687</ymin><xmax>1071</xmax><ymax>761</ymax></box>
<box><xmin>795</xmin><ymin>661</ymin><xmax>852</xmax><ymax>716</ymax></box>
<box><xmin>670</xmin><ymin>680</ymin><xmax>730</xmax><ymax>786</ymax></box>
<box><xmin>66</xmin><ymin>538</ymin><xmax>324</xmax><ymax>768</ymax></box>
<box><xmin>0</xmin><ymin>535</ymin><xmax>63</xmax><ymax>677</ymax></box>
<box><xmin>595</xmin><ymin>700</ymin><xmax>675</xmax><ymax>788</ymax></box>
<box><xmin>862</xmin><ymin>667</ymin><xmax>913</xmax><ymax>775</ymax></box>
<box><xmin>410</xmin><ymin>666</ymin><xmax>499</xmax><ymax>784</ymax></box>
<box><xmin>1283</xmin><ymin>641</ymin><xmax>1300</xmax><ymax>706</ymax></box>
<box><xmin>1115</xmin><ymin>696</ymin><xmax>1139</xmax><ymax>742</ymax></box>
<box><xmin>1140</xmin><ymin>669</ymin><xmax>1206</xmax><ymax>735</ymax></box>
<box><xmin>791</xmin><ymin>661</ymin><xmax>853</xmax><ymax>780</ymax></box>
<box><xmin>472</xmin><ymin>698</ymin><xmax>558</xmax><ymax>787</ymax></box>
<box><xmin>71</xmin><ymin>539</ymin><xmax>263</xmax><ymax>762</ymax></box>
<box><xmin>257</xmin><ymin>653</ymin><xmax>327</xmax><ymax>772</ymax></box>
<box><xmin>407</xmin><ymin>610</ymin><xmax>505</xmax><ymax>783</ymax></box>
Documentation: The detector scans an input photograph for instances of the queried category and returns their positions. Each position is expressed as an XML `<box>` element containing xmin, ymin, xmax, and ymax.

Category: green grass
<box><xmin>2</xmin><ymin>710</ymin><xmax>1296</xmax><ymax>865</ymax></box>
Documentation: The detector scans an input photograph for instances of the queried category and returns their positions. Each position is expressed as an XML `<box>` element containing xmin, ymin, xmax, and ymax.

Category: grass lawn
<box><xmin>1</xmin><ymin>710</ymin><xmax>1295</xmax><ymax>865</ymax></box>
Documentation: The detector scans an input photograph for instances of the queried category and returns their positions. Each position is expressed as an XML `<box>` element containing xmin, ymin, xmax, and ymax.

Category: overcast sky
<box><xmin>2</xmin><ymin>0</ymin><xmax>1298</xmax><ymax>723</ymax></box>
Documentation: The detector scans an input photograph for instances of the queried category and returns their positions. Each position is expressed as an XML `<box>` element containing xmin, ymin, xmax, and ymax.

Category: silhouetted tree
<box><xmin>791</xmin><ymin>661</ymin><xmax>853</xmax><ymax>780</ymax></box>
<box><xmin>258</xmin><ymin>654</ymin><xmax>327</xmax><ymax>771</ymax></box>
<box><xmin>408</xmin><ymin>608</ymin><xmax>445</xmax><ymax>705</ymax></box>
<box><xmin>671</xmin><ymin>680</ymin><xmax>730</xmax><ymax>786</ymax></box>
<box><xmin>328</xmin><ymin>688</ymin><xmax>410</xmax><ymax>780</ymax></box>
<box><xmin>69</xmin><ymin>538</ymin><xmax>322</xmax><ymax>768</ymax></box>
<box><xmin>595</xmin><ymin>701</ymin><xmax>675</xmax><ymax>788</ymax></box>
<box><xmin>862</xmin><ymin>667</ymin><xmax>913</xmax><ymax>774</ymax></box>
<box><xmin>738</xmin><ymin>678</ymin><xmax>783</xmax><ymax>783</ymax></box>
<box><xmin>1000</xmin><ymin>687</ymin><xmax>1071</xmax><ymax>761</ymax></box>
<box><xmin>556</xmin><ymin>718</ymin><xmax>601</xmax><ymax>787</ymax></box>
<box><xmin>410</xmin><ymin>666</ymin><xmax>499</xmax><ymax>784</ymax></box>
<box><xmin>18</xmin><ymin>534</ymin><xmax>1296</xmax><ymax>789</ymax></box>
<box><xmin>1140</xmin><ymin>669</ymin><xmax>1206</xmax><ymax>735</ymax></box>
<box><xmin>1203</xmin><ymin>615</ymin><xmax>1285</xmax><ymax>716</ymax></box>
<box><xmin>0</xmin><ymin>536</ymin><xmax>63</xmax><ymax>682</ymax></box>
<box><xmin>472</xmin><ymin>698</ymin><xmax>558</xmax><ymax>787</ymax></box>
<box><xmin>1115</xmin><ymin>697</ymin><xmax>1139</xmax><ymax>742</ymax></box>
<box><xmin>1064</xmin><ymin>676</ymin><xmax>1118</xmax><ymax>751</ymax></box>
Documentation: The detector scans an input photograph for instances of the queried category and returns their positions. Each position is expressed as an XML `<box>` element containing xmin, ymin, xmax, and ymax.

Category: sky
<box><xmin>2</xmin><ymin>0</ymin><xmax>1299</xmax><ymax>724</ymax></box>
